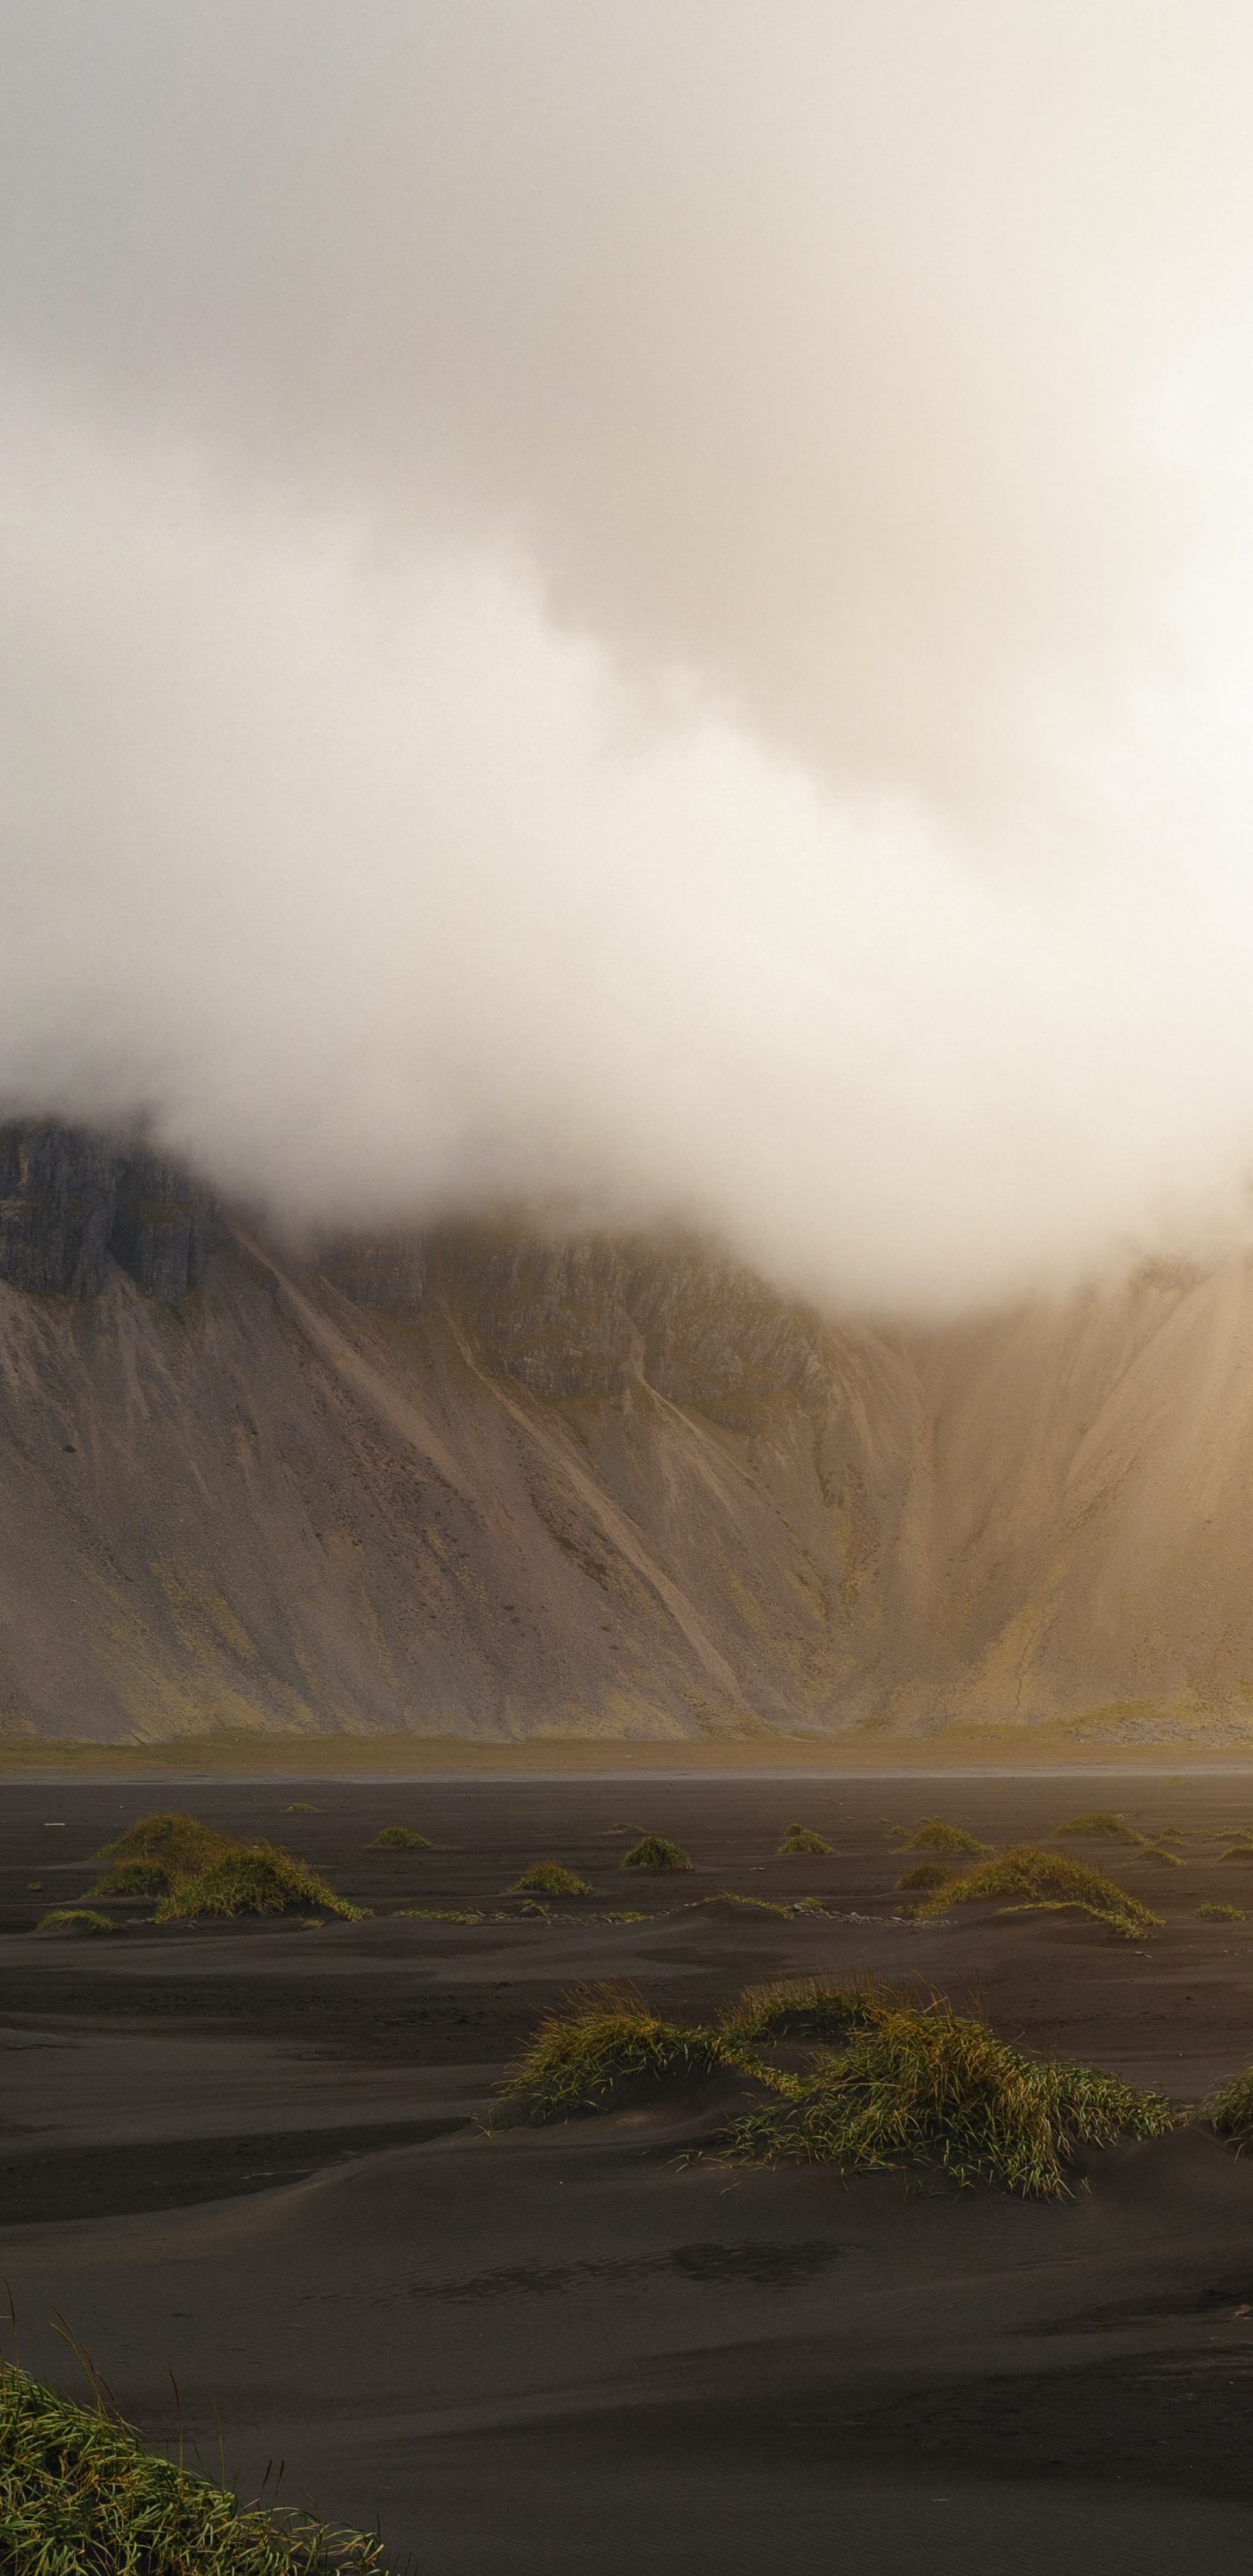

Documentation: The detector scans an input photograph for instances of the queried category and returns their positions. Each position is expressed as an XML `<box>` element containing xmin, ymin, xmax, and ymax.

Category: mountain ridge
<box><xmin>1</xmin><ymin>1121</ymin><xmax>1250</xmax><ymax>1748</ymax></box>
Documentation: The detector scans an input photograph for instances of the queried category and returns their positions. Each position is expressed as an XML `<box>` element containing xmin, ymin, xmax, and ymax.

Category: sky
<box><xmin>5</xmin><ymin>3</ymin><xmax>1253</xmax><ymax>1312</ymax></box>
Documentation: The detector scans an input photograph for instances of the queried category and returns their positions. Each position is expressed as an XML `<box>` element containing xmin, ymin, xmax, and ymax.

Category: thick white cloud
<box><xmin>5</xmin><ymin>3</ymin><xmax>1253</xmax><ymax>1311</ymax></box>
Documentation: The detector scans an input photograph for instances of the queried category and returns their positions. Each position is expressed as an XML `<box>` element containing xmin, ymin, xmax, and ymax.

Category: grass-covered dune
<box><xmin>86</xmin><ymin>1814</ymin><xmax>364</xmax><ymax>1923</ymax></box>
<box><xmin>497</xmin><ymin>1977</ymin><xmax>1176</xmax><ymax>2195</ymax></box>
<box><xmin>724</xmin><ymin>1994</ymin><xmax>1172</xmax><ymax>2197</ymax></box>
<box><xmin>909</xmin><ymin>1843</ymin><xmax>1162</xmax><ymax>1940</ymax></box>
<box><xmin>0</xmin><ymin>2356</ymin><xmax>387</xmax><ymax>2573</ymax></box>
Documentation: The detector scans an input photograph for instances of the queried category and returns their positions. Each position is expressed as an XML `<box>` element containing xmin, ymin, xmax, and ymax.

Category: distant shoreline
<box><xmin>3</xmin><ymin>1729</ymin><xmax>1253</xmax><ymax>1779</ymax></box>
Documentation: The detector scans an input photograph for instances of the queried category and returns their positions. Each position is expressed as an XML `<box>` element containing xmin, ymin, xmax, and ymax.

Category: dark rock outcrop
<box><xmin>315</xmin><ymin>1232</ymin><xmax>426</xmax><ymax>1311</ymax></box>
<box><xmin>110</xmin><ymin>1150</ymin><xmax>209</xmax><ymax>1301</ymax></box>
<box><xmin>0</xmin><ymin>1121</ymin><xmax>211</xmax><ymax>1303</ymax></box>
<box><xmin>0</xmin><ymin>1122</ymin><xmax>117</xmax><ymax>1296</ymax></box>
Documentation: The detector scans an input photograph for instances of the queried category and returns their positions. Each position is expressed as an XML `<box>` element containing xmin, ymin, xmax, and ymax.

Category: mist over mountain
<box><xmin>7</xmin><ymin>10</ymin><xmax>1253</xmax><ymax>1314</ymax></box>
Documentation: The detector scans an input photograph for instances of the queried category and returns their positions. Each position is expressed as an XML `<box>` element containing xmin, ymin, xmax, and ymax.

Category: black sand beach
<box><xmin>5</xmin><ymin>1770</ymin><xmax>1253</xmax><ymax>2572</ymax></box>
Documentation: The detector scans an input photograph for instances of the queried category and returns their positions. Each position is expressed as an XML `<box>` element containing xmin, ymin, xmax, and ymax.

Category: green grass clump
<box><xmin>778</xmin><ymin>1823</ymin><xmax>832</xmax><ymax>1855</ymax></box>
<box><xmin>0</xmin><ymin>2353</ymin><xmax>385</xmax><ymax>2572</ymax></box>
<box><xmin>1138</xmin><ymin>1842</ymin><xmax>1184</xmax><ymax>1868</ymax></box>
<box><xmin>723</xmin><ymin>1976</ymin><xmax>889</xmax><ymax>2047</ymax></box>
<box><xmin>87</xmin><ymin>1857</ymin><xmax>170</xmax><ymax>1898</ymax></box>
<box><xmin>36</xmin><ymin>1909</ymin><xmax>114</xmax><ymax>1936</ymax></box>
<box><xmin>97</xmin><ymin>1811</ymin><xmax>236</xmax><ymax>1881</ymax></box>
<box><xmin>1197</xmin><ymin>1902</ymin><xmax>1245</xmax><ymax>1922</ymax></box>
<box><xmin>368</xmin><ymin>1826</ymin><xmax>431</xmax><ymax>1850</ymax></box>
<box><xmin>498</xmin><ymin>1976</ymin><xmax>1175</xmax><ymax>2197</ymax></box>
<box><xmin>1209</xmin><ymin>2067</ymin><xmax>1253</xmax><ymax>2142</ymax></box>
<box><xmin>499</xmin><ymin>1982</ymin><xmax>751</xmax><ymax>2120</ymax></box>
<box><xmin>896</xmin><ymin>1862</ymin><xmax>956</xmax><ymax>1893</ymax></box>
<box><xmin>911</xmin><ymin>1843</ymin><xmax>1162</xmax><ymax>1940</ymax></box>
<box><xmin>510</xmin><ymin>1862</ymin><xmax>593</xmax><ymax>1896</ymax></box>
<box><xmin>724</xmin><ymin>1994</ymin><xmax>1175</xmax><ymax>2197</ymax></box>
<box><xmin>156</xmin><ymin>1846</ymin><xmax>365</xmax><ymax>1922</ymax></box>
<box><xmin>1052</xmin><ymin>1812</ymin><xmax>1144</xmax><ymax>1844</ymax></box>
<box><xmin>900</xmin><ymin>1818</ymin><xmax>985</xmax><ymax>1855</ymax></box>
<box><xmin>621</xmin><ymin>1835</ymin><xmax>692</xmax><ymax>1871</ymax></box>
<box><xmin>693</xmin><ymin>1891</ymin><xmax>792</xmax><ymax>1921</ymax></box>
<box><xmin>1220</xmin><ymin>1841</ymin><xmax>1253</xmax><ymax>1862</ymax></box>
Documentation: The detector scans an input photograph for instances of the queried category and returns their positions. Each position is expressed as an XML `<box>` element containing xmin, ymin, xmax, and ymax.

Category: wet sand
<box><xmin>5</xmin><ymin>1771</ymin><xmax>1253</xmax><ymax>2571</ymax></box>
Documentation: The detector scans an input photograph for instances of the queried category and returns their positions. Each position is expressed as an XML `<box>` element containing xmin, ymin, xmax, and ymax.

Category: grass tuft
<box><xmin>909</xmin><ymin>1843</ymin><xmax>1162</xmax><ymax>1940</ymax></box>
<box><xmin>896</xmin><ymin>1862</ymin><xmax>956</xmax><ymax>1893</ymax></box>
<box><xmin>156</xmin><ymin>1846</ymin><xmax>365</xmax><ymax>1922</ymax></box>
<box><xmin>496</xmin><ymin>1977</ymin><xmax>1175</xmax><ymax>2197</ymax></box>
<box><xmin>0</xmin><ymin>2353</ymin><xmax>385</xmax><ymax>2571</ymax></box>
<box><xmin>899</xmin><ymin>1818</ymin><xmax>985</xmax><ymax>1855</ymax></box>
<box><xmin>87</xmin><ymin>1857</ymin><xmax>171</xmax><ymax>1897</ymax></box>
<box><xmin>778</xmin><ymin>1823</ymin><xmax>832</xmax><ymax>1856</ymax></box>
<box><xmin>499</xmin><ymin>1982</ymin><xmax>751</xmax><ymax>2119</ymax></box>
<box><xmin>621</xmin><ymin>1835</ymin><xmax>692</xmax><ymax>1871</ymax></box>
<box><xmin>368</xmin><ymin>1826</ymin><xmax>431</xmax><ymax>1850</ymax></box>
<box><xmin>97</xmin><ymin>1811</ymin><xmax>237</xmax><ymax>1879</ymax></box>
<box><xmin>1197</xmin><ymin>1902</ymin><xmax>1245</xmax><ymax>1922</ymax></box>
<box><xmin>1221</xmin><ymin>1841</ymin><xmax>1253</xmax><ymax>1862</ymax></box>
<box><xmin>1210</xmin><ymin>2066</ymin><xmax>1253</xmax><ymax>2143</ymax></box>
<box><xmin>722</xmin><ymin>1976</ymin><xmax>890</xmax><ymax>2046</ymax></box>
<box><xmin>36</xmin><ymin>1909</ymin><xmax>114</xmax><ymax>1935</ymax></box>
<box><xmin>510</xmin><ymin>1862</ymin><xmax>593</xmax><ymax>1897</ymax></box>
<box><xmin>723</xmin><ymin>1993</ymin><xmax>1174</xmax><ymax>2197</ymax></box>
<box><xmin>1052</xmin><ymin>1812</ymin><xmax>1144</xmax><ymax>1844</ymax></box>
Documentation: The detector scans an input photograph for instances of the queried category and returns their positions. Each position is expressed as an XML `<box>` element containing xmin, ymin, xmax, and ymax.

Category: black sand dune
<box><xmin>6</xmin><ymin>1771</ymin><xmax>1253</xmax><ymax>2569</ymax></box>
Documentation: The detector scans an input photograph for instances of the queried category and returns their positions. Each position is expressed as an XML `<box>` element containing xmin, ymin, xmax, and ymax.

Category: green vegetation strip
<box><xmin>393</xmin><ymin>1907</ymin><xmax>483</xmax><ymax>1923</ymax></box>
<box><xmin>690</xmin><ymin>1892</ymin><xmax>792</xmax><ymax>1921</ymax></box>
<box><xmin>497</xmin><ymin>1976</ymin><xmax>1175</xmax><ymax>2195</ymax></box>
<box><xmin>778</xmin><ymin>1823</ymin><xmax>832</xmax><ymax>1855</ymax></box>
<box><xmin>1052</xmin><ymin>1812</ymin><xmax>1144</xmax><ymax>1844</ymax></box>
<box><xmin>0</xmin><ymin>2357</ymin><xmax>385</xmax><ymax>2573</ymax></box>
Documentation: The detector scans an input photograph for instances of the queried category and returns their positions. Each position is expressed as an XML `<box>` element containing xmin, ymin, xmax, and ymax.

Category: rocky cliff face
<box><xmin>1</xmin><ymin>1121</ymin><xmax>1251</xmax><ymax>1747</ymax></box>
<box><xmin>0</xmin><ymin>1123</ymin><xmax>212</xmax><ymax>1303</ymax></box>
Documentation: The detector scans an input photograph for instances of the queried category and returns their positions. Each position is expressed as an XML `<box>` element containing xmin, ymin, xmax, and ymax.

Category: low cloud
<box><xmin>4</xmin><ymin>3</ymin><xmax>1253</xmax><ymax>1313</ymax></box>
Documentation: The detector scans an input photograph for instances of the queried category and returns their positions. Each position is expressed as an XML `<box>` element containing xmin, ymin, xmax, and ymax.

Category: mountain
<box><xmin>1</xmin><ymin>1119</ymin><xmax>1250</xmax><ymax>1748</ymax></box>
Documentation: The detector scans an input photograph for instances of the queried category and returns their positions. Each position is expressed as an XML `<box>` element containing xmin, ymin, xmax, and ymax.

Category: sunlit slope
<box><xmin>1</xmin><ymin>1227</ymin><xmax>1251</xmax><ymax>1743</ymax></box>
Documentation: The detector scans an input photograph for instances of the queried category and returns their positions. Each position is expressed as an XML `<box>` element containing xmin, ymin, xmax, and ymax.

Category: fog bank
<box><xmin>5</xmin><ymin>4</ymin><xmax>1253</xmax><ymax>1311</ymax></box>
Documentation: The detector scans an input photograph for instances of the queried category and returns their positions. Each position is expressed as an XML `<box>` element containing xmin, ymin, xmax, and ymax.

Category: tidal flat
<box><xmin>5</xmin><ymin>1770</ymin><xmax>1253</xmax><ymax>2573</ymax></box>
